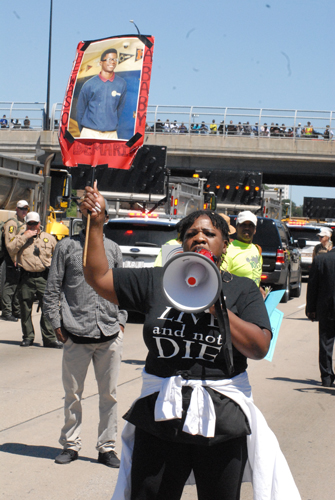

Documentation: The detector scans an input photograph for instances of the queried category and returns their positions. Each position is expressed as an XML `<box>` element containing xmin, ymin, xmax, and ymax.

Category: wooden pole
<box><xmin>83</xmin><ymin>212</ymin><xmax>91</xmax><ymax>267</ymax></box>
<box><xmin>83</xmin><ymin>173</ymin><xmax>96</xmax><ymax>267</ymax></box>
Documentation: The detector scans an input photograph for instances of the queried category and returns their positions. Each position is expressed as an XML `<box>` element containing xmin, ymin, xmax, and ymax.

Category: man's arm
<box><xmin>306</xmin><ymin>258</ymin><xmax>319</xmax><ymax>320</ymax></box>
<box><xmin>117</xmin><ymin>80</ymin><xmax>127</xmax><ymax>120</ymax></box>
<box><xmin>254</xmin><ymin>250</ymin><xmax>263</xmax><ymax>287</ymax></box>
<box><xmin>113</xmin><ymin>243</ymin><xmax>128</xmax><ymax>328</ymax></box>
<box><xmin>4</xmin><ymin>222</ymin><xmax>35</xmax><ymax>263</ymax></box>
<box><xmin>43</xmin><ymin>240</ymin><xmax>68</xmax><ymax>341</ymax></box>
<box><xmin>3</xmin><ymin>220</ymin><xmax>19</xmax><ymax>264</ymax></box>
<box><xmin>76</xmin><ymin>85</ymin><xmax>89</xmax><ymax>132</ymax></box>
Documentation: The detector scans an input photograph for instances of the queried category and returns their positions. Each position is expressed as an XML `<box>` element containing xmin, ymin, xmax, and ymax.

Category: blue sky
<box><xmin>1</xmin><ymin>0</ymin><xmax>334</xmax><ymax>205</ymax></box>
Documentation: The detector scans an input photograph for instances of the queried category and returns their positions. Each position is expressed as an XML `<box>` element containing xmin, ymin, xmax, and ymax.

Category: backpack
<box><xmin>0</xmin><ymin>218</ymin><xmax>24</xmax><ymax>265</ymax></box>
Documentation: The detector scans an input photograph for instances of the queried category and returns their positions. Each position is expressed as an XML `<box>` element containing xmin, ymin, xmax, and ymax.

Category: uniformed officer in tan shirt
<box><xmin>14</xmin><ymin>211</ymin><xmax>62</xmax><ymax>348</ymax></box>
<box><xmin>1</xmin><ymin>200</ymin><xmax>28</xmax><ymax>321</ymax></box>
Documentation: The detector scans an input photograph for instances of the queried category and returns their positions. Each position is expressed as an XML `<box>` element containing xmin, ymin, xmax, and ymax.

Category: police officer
<box><xmin>14</xmin><ymin>211</ymin><xmax>62</xmax><ymax>348</ymax></box>
<box><xmin>1</xmin><ymin>200</ymin><xmax>29</xmax><ymax>321</ymax></box>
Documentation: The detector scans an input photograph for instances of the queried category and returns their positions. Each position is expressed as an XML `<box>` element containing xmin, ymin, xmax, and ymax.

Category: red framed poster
<box><xmin>58</xmin><ymin>34</ymin><xmax>154</xmax><ymax>169</ymax></box>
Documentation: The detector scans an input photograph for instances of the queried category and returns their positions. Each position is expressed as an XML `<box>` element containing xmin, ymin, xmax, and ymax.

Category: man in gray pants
<box><xmin>43</xmin><ymin>203</ymin><xmax>127</xmax><ymax>467</ymax></box>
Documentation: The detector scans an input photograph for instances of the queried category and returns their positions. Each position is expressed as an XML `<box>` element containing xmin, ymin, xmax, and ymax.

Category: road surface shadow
<box><xmin>0</xmin><ymin>340</ymin><xmax>23</xmax><ymax>346</ymax></box>
<box><xmin>295</xmin><ymin>386</ymin><xmax>335</xmax><ymax>395</ymax></box>
<box><xmin>0</xmin><ymin>340</ymin><xmax>44</xmax><ymax>347</ymax></box>
<box><xmin>0</xmin><ymin>442</ymin><xmax>92</xmax><ymax>461</ymax></box>
<box><xmin>122</xmin><ymin>359</ymin><xmax>145</xmax><ymax>365</ymax></box>
<box><xmin>269</xmin><ymin>376</ymin><xmax>319</xmax><ymax>386</ymax></box>
<box><xmin>269</xmin><ymin>376</ymin><xmax>334</xmax><ymax>393</ymax></box>
<box><xmin>285</xmin><ymin>317</ymin><xmax>309</xmax><ymax>321</ymax></box>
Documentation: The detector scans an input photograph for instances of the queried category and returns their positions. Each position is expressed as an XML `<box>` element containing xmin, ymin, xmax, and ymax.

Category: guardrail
<box><xmin>146</xmin><ymin>105</ymin><xmax>334</xmax><ymax>140</ymax></box>
<box><xmin>0</xmin><ymin>102</ymin><xmax>333</xmax><ymax>139</ymax></box>
<box><xmin>0</xmin><ymin>101</ymin><xmax>61</xmax><ymax>131</ymax></box>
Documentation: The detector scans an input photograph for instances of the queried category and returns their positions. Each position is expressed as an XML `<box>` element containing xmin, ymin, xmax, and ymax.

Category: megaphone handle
<box><xmin>214</xmin><ymin>297</ymin><xmax>234</xmax><ymax>376</ymax></box>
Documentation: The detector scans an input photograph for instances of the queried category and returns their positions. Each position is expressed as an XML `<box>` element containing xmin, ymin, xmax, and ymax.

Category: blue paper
<box><xmin>264</xmin><ymin>289</ymin><xmax>285</xmax><ymax>317</ymax></box>
<box><xmin>264</xmin><ymin>290</ymin><xmax>285</xmax><ymax>362</ymax></box>
<box><xmin>264</xmin><ymin>308</ymin><xmax>284</xmax><ymax>362</ymax></box>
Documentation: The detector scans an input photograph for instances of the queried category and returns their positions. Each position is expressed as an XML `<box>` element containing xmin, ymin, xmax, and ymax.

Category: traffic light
<box><xmin>303</xmin><ymin>197</ymin><xmax>335</xmax><ymax>219</ymax></box>
<box><xmin>202</xmin><ymin>171</ymin><xmax>262</xmax><ymax>206</ymax></box>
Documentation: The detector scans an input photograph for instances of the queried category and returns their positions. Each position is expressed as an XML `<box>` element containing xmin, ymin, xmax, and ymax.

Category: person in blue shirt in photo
<box><xmin>76</xmin><ymin>48</ymin><xmax>127</xmax><ymax>140</ymax></box>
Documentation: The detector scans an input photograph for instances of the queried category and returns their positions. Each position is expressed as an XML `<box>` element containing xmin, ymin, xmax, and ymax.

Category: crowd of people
<box><xmin>5</xmin><ymin>191</ymin><xmax>335</xmax><ymax>498</ymax></box>
<box><xmin>0</xmin><ymin>115</ymin><xmax>31</xmax><ymax>129</ymax></box>
<box><xmin>1</xmin><ymin>111</ymin><xmax>332</xmax><ymax>139</ymax></box>
<box><xmin>147</xmin><ymin>118</ymin><xmax>334</xmax><ymax>139</ymax></box>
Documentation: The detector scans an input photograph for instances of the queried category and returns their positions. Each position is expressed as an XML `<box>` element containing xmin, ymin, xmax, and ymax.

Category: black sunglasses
<box><xmin>27</xmin><ymin>221</ymin><xmax>39</xmax><ymax>226</ymax></box>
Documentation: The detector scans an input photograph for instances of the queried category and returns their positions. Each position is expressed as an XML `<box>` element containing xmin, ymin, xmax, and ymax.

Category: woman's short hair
<box><xmin>178</xmin><ymin>210</ymin><xmax>229</xmax><ymax>242</ymax></box>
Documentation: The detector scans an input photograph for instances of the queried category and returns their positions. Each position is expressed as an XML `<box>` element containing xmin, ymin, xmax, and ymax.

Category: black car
<box><xmin>229</xmin><ymin>216</ymin><xmax>302</xmax><ymax>302</ymax></box>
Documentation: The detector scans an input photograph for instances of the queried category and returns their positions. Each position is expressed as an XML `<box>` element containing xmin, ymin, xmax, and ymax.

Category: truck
<box><xmin>64</xmin><ymin>146</ymin><xmax>263</xmax><ymax>277</ymax></box>
<box><xmin>0</xmin><ymin>153</ymin><xmax>74</xmax><ymax>233</ymax></box>
<box><xmin>262</xmin><ymin>196</ymin><xmax>281</xmax><ymax>220</ymax></box>
<box><xmin>69</xmin><ymin>146</ymin><xmax>263</xmax><ymax>218</ymax></box>
<box><xmin>0</xmin><ymin>153</ymin><xmax>81</xmax><ymax>305</ymax></box>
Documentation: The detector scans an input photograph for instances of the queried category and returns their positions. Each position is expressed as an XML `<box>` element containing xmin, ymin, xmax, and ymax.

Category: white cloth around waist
<box><xmin>111</xmin><ymin>370</ymin><xmax>301</xmax><ymax>500</ymax></box>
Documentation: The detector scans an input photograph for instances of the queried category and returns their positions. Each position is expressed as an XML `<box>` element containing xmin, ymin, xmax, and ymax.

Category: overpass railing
<box><xmin>146</xmin><ymin>105</ymin><xmax>334</xmax><ymax>139</ymax></box>
<box><xmin>0</xmin><ymin>101</ymin><xmax>62</xmax><ymax>131</ymax></box>
<box><xmin>0</xmin><ymin>102</ymin><xmax>333</xmax><ymax>139</ymax></box>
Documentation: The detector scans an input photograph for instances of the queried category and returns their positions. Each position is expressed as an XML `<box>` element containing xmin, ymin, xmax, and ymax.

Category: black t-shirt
<box><xmin>113</xmin><ymin>268</ymin><xmax>271</xmax><ymax>380</ymax></box>
<box><xmin>113</xmin><ymin>267</ymin><xmax>271</xmax><ymax>445</ymax></box>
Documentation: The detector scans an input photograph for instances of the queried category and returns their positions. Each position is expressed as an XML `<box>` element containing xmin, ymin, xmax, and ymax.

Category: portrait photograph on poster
<box><xmin>58</xmin><ymin>34</ymin><xmax>154</xmax><ymax>169</ymax></box>
<box><xmin>70</xmin><ymin>37</ymin><xmax>144</xmax><ymax>141</ymax></box>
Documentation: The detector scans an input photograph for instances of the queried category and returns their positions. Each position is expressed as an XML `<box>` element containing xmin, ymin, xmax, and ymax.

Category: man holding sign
<box><xmin>76</xmin><ymin>48</ymin><xmax>127</xmax><ymax>139</ymax></box>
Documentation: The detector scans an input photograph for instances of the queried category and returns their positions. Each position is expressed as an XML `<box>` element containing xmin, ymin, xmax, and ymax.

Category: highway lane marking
<box><xmin>282</xmin><ymin>303</ymin><xmax>307</xmax><ymax>319</ymax></box>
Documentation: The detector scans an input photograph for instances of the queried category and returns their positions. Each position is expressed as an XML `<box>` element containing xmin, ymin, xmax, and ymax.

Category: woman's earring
<box><xmin>220</xmin><ymin>254</ymin><xmax>228</xmax><ymax>270</ymax></box>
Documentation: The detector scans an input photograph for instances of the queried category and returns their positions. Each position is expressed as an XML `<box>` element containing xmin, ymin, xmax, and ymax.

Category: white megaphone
<box><xmin>162</xmin><ymin>250</ymin><xmax>222</xmax><ymax>313</ymax></box>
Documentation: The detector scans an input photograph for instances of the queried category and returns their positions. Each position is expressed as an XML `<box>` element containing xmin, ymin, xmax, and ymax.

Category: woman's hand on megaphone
<box><xmin>208</xmin><ymin>304</ymin><xmax>217</xmax><ymax>317</ymax></box>
<box><xmin>82</xmin><ymin>181</ymin><xmax>105</xmax><ymax>226</ymax></box>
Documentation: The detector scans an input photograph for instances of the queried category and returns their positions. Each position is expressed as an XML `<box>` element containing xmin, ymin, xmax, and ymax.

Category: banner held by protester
<box><xmin>58</xmin><ymin>33</ymin><xmax>154</xmax><ymax>170</ymax></box>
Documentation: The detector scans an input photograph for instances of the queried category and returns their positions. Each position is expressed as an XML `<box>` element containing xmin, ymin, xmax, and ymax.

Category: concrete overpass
<box><xmin>145</xmin><ymin>132</ymin><xmax>335</xmax><ymax>187</ymax></box>
<box><xmin>0</xmin><ymin>127</ymin><xmax>334</xmax><ymax>187</ymax></box>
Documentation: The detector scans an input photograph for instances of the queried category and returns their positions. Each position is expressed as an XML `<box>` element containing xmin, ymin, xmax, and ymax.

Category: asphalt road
<box><xmin>1</xmin><ymin>282</ymin><xmax>334</xmax><ymax>500</ymax></box>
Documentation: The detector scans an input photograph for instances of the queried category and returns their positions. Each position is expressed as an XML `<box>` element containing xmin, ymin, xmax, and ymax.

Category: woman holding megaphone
<box><xmin>81</xmin><ymin>184</ymin><xmax>301</xmax><ymax>500</ymax></box>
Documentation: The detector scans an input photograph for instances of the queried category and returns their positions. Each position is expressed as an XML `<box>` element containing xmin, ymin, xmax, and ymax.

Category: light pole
<box><xmin>45</xmin><ymin>0</ymin><xmax>53</xmax><ymax>130</ymax></box>
<box><xmin>278</xmin><ymin>187</ymin><xmax>283</xmax><ymax>219</ymax></box>
<box><xmin>284</xmin><ymin>202</ymin><xmax>290</xmax><ymax>218</ymax></box>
